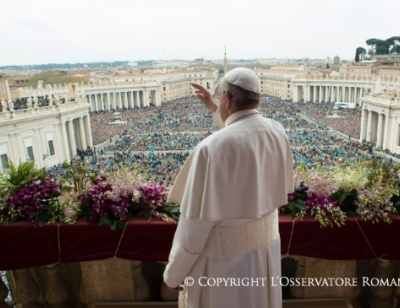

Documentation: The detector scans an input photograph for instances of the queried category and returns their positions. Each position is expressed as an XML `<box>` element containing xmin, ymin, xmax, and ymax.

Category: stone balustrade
<box><xmin>2</xmin><ymin>257</ymin><xmax>400</xmax><ymax>308</ymax></box>
<box><xmin>294</xmin><ymin>74</ymin><xmax>400</xmax><ymax>83</ymax></box>
<box><xmin>0</xmin><ymin>99</ymin><xmax>88</xmax><ymax>119</ymax></box>
<box><xmin>363</xmin><ymin>94</ymin><xmax>400</xmax><ymax>105</ymax></box>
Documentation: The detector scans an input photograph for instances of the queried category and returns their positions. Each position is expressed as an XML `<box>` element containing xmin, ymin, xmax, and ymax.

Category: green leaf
<box><xmin>110</xmin><ymin>220</ymin><xmax>118</xmax><ymax>230</ymax></box>
<box><xmin>143</xmin><ymin>210</ymin><xmax>152</xmax><ymax>221</ymax></box>
<box><xmin>116</xmin><ymin>220</ymin><xmax>125</xmax><ymax>229</ymax></box>
<box><xmin>294</xmin><ymin>200</ymin><xmax>306</xmax><ymax>211</ymax></box>
<box><xmin>346</xmin><ymin>210</ymin><xmax>355</xmax><ymax>217</ymax></box>
<box><xmin>98</xmin><ymin>216</ymin><xmax>111</xmax><ymax>226</ymax></box>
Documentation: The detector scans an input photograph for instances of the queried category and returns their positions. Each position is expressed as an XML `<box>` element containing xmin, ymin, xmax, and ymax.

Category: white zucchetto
<box><xmin>224</xmin><ymin>67</ymin><xmax>261</xmax><ymax>94</ymax></box>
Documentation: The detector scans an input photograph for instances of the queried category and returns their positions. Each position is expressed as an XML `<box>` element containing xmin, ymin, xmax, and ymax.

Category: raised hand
<box><xmin>191</xmin><ymin>83</ymin><xmax>218</xmax><ymax>112</ymax></box>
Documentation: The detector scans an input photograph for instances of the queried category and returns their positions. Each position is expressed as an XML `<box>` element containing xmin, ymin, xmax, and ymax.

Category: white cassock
<box><xmin>164</xmin><ymin>108</ymin><xmax>294</xmax><ymax>308</ymax></box>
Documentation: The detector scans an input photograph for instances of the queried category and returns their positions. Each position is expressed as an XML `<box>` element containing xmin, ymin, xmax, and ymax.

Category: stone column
<box><xmin>45</xmin><ymin>264</ymin><xmax>71</xmax><ymax>308</ymax></box>
<box><xmin>366</xmin><ymin>110</ymin><xmax>373</xmax><ymax>142</ymax></box>
<box><xmin>124</xmin><ymin>92</ymin><xmax>128</xmax><ymax>108</ymax></box>
<box><xmin>156</xmin><ymin>89</ymin><xmax>161</xmax><ymax>106</ymax></box>
<box><xmin>293</xmin><ymin>86</ymin><xmax>299</xmax><ymax>102</ymax></box>
<box><xmin>342</xmin><ymin>87</ymin><xmax>345</xmax><ymax>102</ymax></box>
<box><xmin>360</xmin><ymin>109</ymin><xmax>367</xmax><ymax>141</ymax></box>
<box><xmin>84</xmin><ymin>115</ymin><xmax>93</xmax><ymax>148</ymax></box>
<box><xmin>79</xmin><ymin>117</ymin><xmax>87</xmax><ymax>151</ymax></box>
<box><xmin>383</xmin><ymin>114</ymin><xmax>390</xmax><ymax>150</ymax></box>
<box><xmin>106</xmin><ymin>93</ymin><xmax>111</xmax><ymax>111</ymax></box>
<box><xmin>67</xmin><ymin>120</ymin><xmax>77</xmax><ymax>157</ymax></box>
<box><xmin>376</xmin><ymin>113</ymin><xmax>384</xmax><ymax>148</ymax></box>
<box><xmin>313</xmin><ymin>86</ymin><xmax>316</xmax><ymax>102</ymax></box>
<box><xmin>347</xmin><ymin>87</ymin><xmax>351</xmax><ymax>102</ymax></box>
<box><xmin>117</xmin><ymin>92</ymin><xmax>122</xmax><ymax>109</ymax></box>
<box><xmin>61</xmin><ymin>122</ymin><xmax>71</xmax><ymax>162</ymax></box>
<box><xmin>303</xmin><ymin>85</ymin><xmax>308</xmax><ymax>101</ymax></box>
<box><xmin>336</xmin><ymin>86</ymin><xmax>339</xmax><ymax>102</ymax></box>
<box><xmin>325</xmin><ymin>86</ymin><xmax>329</xmax><ymax>102</ymax></box>
<box><xmin>368</xmin><ymin>259</ymin><xmax>395</xmax><ymax>308</ymax></box>
<box><xmin>143</xmin><ymin>90</ymin><xmax>149</xmax><ymax>106</ymax></box>
<box><xmin>356</xmin><ymin>88</ymin><xmax>360</xmax><ymax>105</ymax></box>
<box><xmin>13</xmin><ymin>268</ymin><xmax>42</xmax><ymax>308</ymax></box>
<box><xmin>88</xmin><ymin>95</ymin><xmax>93</xmax><ymax>112</ymax></box>
<box><xmin>135</xmin><ymin>91</ymin><xmax>140</xmax><ymax>107</ymax></box>
<box><xmin>94</xmin><ymin>94</ymin><xmax>99</xmax><ymax>111</ymax></box>
<box><xmin>130</xmin><ymin>91</ymin><xmax>134</xmax><ymax>108</ymax></box>
<box><xmin>348</xmin><ymin>88</ymin><xmax>352</xmax><ymax>104</ymax></box>
<box><xmin>111</xmin><ymin>93</ymin><xmax>116</xmax><ymax>109</ymax></box>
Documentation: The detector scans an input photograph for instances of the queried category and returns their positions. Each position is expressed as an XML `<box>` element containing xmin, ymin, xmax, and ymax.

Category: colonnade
<box><xmin>86</xmin><ymin>88</ymin><xmax>161</xmax><ymax>112</ymax></box>
<box><xmin>293</xmin><ymin>85</ymin><xmax>365</xmax><ymax>104</ymax></box>
<box><xmin>360</xmin><ymin>108</ymin><xmax>389</xmax><ymax>148</ymax></box>
<box><xmin>61</xmin><ymin>115</ymin><xmax>93</xmax><ymax>160</ymax></box>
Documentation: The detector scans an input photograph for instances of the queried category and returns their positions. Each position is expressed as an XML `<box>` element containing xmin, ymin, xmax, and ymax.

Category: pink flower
<box><xmin>64</xmin><ymin>208</ymin><xmax>76</xmax><ymax>218</ymax></box>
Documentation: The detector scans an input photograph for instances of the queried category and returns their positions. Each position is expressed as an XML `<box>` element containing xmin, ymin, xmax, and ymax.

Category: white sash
<box><xmin>201</xmin><ymin>209</ymin><xmax>279</xmax><ymax>261</ymax></box>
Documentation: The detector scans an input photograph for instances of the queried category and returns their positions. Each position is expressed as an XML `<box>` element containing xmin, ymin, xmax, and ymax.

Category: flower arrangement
<box><xmin>0</xmin><ymin>161</ymin><xmax>179</xmax><ymax>229</ymax></box>
<box><xmin>1</xmin><ymin>159</ymin><xmax>400</xmax><ymax>229</ymax></box>
<box><xmin>283</xmin><ymin>160</ymin><xmax>400</xmax><ymax>227</ymax></box>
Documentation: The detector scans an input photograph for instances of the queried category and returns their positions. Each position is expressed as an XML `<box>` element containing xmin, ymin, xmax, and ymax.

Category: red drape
<box><xmin>1</xmin><ymin>215</ymin><xmax>399</xmax><ymax>270</ymax></box>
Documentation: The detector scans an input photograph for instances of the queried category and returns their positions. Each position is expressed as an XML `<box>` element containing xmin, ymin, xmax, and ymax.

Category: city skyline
<box><xmin>1</xmin><ymin>0</ymin><xmax>399</xmax><ymax>66</ymax></box>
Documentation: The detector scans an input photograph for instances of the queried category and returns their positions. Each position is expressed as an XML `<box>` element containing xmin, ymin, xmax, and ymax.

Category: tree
<box><xmin>386</xmin><ymin>36</ymin><xmax>400</xmax><ymax>53</ymax></box>
<box><xmin>355</xmin><ymin>47</ymin><xmax>366</xmax><ymax>62</ymax></box>
<box><xmin>366</xmin><ymin>38</ymin><xmax>389</xmax><ymax>55</ymax></box>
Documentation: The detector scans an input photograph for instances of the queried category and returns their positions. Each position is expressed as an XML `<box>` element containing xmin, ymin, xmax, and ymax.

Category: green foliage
<box><xmin>365</xmin><ymin>36</ymin><xmax>399</xmax><ymax>55</ymax></box>
<box><xmin>366</xmin><ymin>160</ymin><xmax>400</xmax><ymax>189</ymax></box>
<box><xmin>0</xmin><ymin>160</ymin><xmax>42</xmax><ymax>195</ymax></box>
<box><xmin>61</xmin><ymin>162</ymin><xmax>98</xmax><ymax>195</ymax></box>
<box><xmin>355</xmin><ymin>47</ymin><xmax>366</xmax><ymax>62</ymax></box>
<box><xmin>331</xmin><ymin>188</ymin><xmax>358</xmax><ymax>216</ymax></box>
<box><xmin>28</xmin><ymin>70</ymin><xmax>89</xmax><ymax>87</ymax></box>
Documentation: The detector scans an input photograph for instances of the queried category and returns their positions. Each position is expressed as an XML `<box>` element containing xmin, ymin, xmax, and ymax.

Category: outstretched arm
<box><xmin>191</xmin><ymin>83</ymin><xmax>218</xmax><ymax>112</ymax></box>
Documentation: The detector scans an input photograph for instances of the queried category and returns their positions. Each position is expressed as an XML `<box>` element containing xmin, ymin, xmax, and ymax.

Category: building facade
<box><xmin>254</xmin><ymin>69</ymin><xmax>300</xmax><ymax>99</ymax></box>
<box><xmin>0</xmin><ymin>98</ymin><xmax>92</xmax><ymax>171</ymax></box>
<box><xmin>360</xmin><ymin>92</ymin><xmax>400</xmax><ymax>152</ymax></box>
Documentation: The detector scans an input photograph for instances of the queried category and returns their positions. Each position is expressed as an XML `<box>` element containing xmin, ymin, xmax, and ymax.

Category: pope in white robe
<box><xmin>163</xmin><ymin>68</ymin><xmax>294</xmax><ymax>308</ymax></box>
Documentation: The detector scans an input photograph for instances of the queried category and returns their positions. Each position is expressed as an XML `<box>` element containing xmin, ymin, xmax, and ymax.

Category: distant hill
<box><xmin>0</xmin><ymin>60</ymin><xmax>150</xmax><ymax>71</ymax></box>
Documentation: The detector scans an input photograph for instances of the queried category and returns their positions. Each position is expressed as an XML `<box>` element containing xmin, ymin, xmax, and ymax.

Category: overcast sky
<box><xmin>1</xmin><ymin>0</ymin><xmax>399</xmax><ymax>66</ymax></box>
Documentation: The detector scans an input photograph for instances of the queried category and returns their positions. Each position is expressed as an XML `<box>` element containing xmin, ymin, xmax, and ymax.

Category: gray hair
<box><xmin>220</xmin><ymin>78</ymin><xmax>260</xmax><ymax>109</ymax></box>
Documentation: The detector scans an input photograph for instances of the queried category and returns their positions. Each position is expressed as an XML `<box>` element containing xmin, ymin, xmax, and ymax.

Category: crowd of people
<box><xmin>90</xmin><ymin>97</ymin><xmax>216</xmax><ymax>145</ymax></box>
<box><xmin>295</xmin><ymin>101</ymin><xmax>362</xmax><ymax>139</ymax></box>
<box><xmin>0</xmin><ymin>95</ymin><xmax>66</xmax><ymax>112</ymax></box>
<box><xmin>43</xmin><ymin>95</ymin><xmax>393</xmax><ymax>186</ymax></box>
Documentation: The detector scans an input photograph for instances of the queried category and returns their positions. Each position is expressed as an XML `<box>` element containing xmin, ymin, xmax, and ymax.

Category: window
<box><xmin>26</xmin><ymin>146</ymin><xmax>35</xmax><ymax>161</ymax></box>
<box><xmin>48</xmin><ymin>140</ymin><xmax>55</xmax><ymax>156</ymax></box>
<box><xmin>1</xmin><ymin>154</ymin><xmax>9</xmax><ymax>169</ymax></box>
<box><xmin>0</xmin><ymin>84</ymin><xmax>4</xmax><ymax>92</ymax></box>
